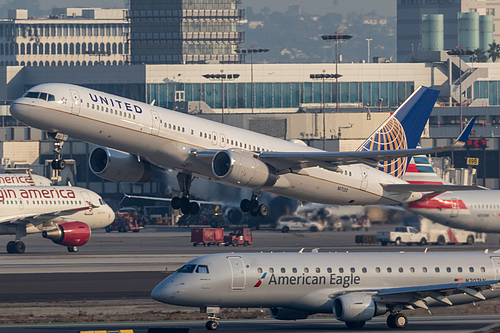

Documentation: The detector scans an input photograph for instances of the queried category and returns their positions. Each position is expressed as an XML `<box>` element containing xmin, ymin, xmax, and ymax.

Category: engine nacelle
<box><xmin>89</xmin><ymin>147</ymin><xmax>152</xmax><ymax>183</ymax></box>
<box><xmin>42</xmin><ymin>222</ymin><xmax>91</xmax><ymax>247</ymax></box>
<box><xmin>333</xmin><ymin>294</ymin><xmax>386</xmax><ymax>322</ymax></box>
<box><xmin>269</xmin><ymin>307</ymin><xmax>310</xmax><ymax>320</ymax></box>
<box><xmin>212</xmin><ymin>150</ymin><xmax>278</xmax><ymax>188</ymax></box>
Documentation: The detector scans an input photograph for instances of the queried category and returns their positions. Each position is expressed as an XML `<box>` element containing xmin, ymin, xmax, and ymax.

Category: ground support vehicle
<box><xmin>377</xmin><ymin>226</ymin><xmax>428</xmax><ymax>246</ymax></box>
<box><xmin>275</xmin><ymin>215</ymin><xmax>324</xmax><ymax>233</ymax></box>
<box><xmin>191</xmin><ymin>228</ymin><xmax>224</xmax><ymax>246</ymax></box>
<box><xmin>223</xmin><ymin>227</ymin><xmax>253</xmax><ymax>246</ymax></box>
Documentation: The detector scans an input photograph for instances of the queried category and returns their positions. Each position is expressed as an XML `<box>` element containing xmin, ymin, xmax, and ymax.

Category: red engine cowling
<box><xmin>42</xmin><ymin>222</ymin><xmax>91</xmax><ymax>247</ymax></box>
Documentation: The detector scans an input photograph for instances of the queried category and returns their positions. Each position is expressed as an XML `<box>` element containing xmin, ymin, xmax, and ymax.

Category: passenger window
<box><xmin>410</xmin><ymin>267</ymin><xmax>415</xmax><ymax>273</ymax></box>
<box><xmin>269</xmin><ymin>268</ymin><xmax>274</xmax><ymax>273</ymax></box>
<box><xmin>362</xmin><ymin>267</ymin><xmax>367</xmax><ymax>273</ymax></box>
<box><xmin>292</xmin><ymin>268</ymin><xmax>297</xmax><ymax>273</ymax></box>
<box><xmin>92</xmin><ymin>104</ymin><xmax>95</xmax><ymax>109</ymax></box>
<box><xmin>435</xmin><ymin>267</ymin><xmax>440</xmax><ymax>273</ymax></box>
<box><xmin>469</xmin><ymin>267</ymin><xmax>474</xmax><ymax>273</ymax></box>
<box><xmin>446</xmin><ymin>267</ymin><xmax>451</xmax><ymax>273</ymax></box>
<box><xmin>196</xmin><ymin>265</ymin><xmax>209</xmax><ymax>274</ymax></box>
<box><xmin>281</xmin><ymin>268</ymin><xmax>286</xmax><ymax>273</ymax></box>
<box><xmin>327</xmin><ymin>268</ymin><xmax>332</xmax><ymax>273</ymax></box>
<box><xmin>339</xmin><ymin>268</ymin><xmax>344</xmax><ymax>273</ymax></box>
<box><xmin>316</xmin><ymin>267</ymin><xmax>321</xmax><ymax>273</ymax></box>
<box><xmin>387</xmin><ymin>267</ymin><xmax>392</xmax><ymax>273</ymax></box>
<box><xmin>177</xmin><ymin>264</ymin><xmax>196</xmax><ymax>273</ymax></box>
<box><xmin>458</xmin><ymin>267</ymin><xmax>463</xmax><ymax>272</ymax></box>
<box><xmin>304</xmin><ymin>267</ymin><xmax>309</xmax><ymax>273</ymax></box>
<box><xmin>257</xmin><ymin>268</ymin><xmax>262</xmax><ymax>273</ymax></box>
<box><xmin>350</xmin><ymin>267</ymin><xmax>355</xmax><ymax>273</ymax></box>
<box><xmin>398</xmin><ymin>267</ymin><xmax>403</xmax><ymax>273</ymax></box>
<box><xmin>481</xmin><ymin>267</ymin><xmax>486</xmax><ymax>272</ymax></box>
<box><xmin>422</xmin><ymin>267</ymin><xmax>428</xmax><ymax>273</ymax></box>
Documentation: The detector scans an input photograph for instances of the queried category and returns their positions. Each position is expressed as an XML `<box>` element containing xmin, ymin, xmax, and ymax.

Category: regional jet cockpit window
<box><xmin>196</xmin><ymin>265</ymin><xmax>209</xmax><ymax>274</ymax></box>
<box><xmin>177</xmin><ymin>264</ymin><xmax>197</xmax><ymax>273</ymax></box>
<box><xmin>24</xmin><ymin>91</ymin><xmax>55</xmax><ymax>101</ymax></box>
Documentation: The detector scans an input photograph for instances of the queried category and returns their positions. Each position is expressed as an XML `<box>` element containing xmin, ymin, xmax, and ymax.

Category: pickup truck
<box><xmin>377</xmin><ymin>226</ymin><xmax>428</xmax><ymax>246</ymax></box>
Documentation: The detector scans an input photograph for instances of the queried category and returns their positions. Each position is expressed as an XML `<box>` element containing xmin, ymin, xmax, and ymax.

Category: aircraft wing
<box><xmin>0</xmin><ymin>205</ymin><xmax>94</xmax><ymax>225</ymax></box>
<box><xmin>259</xmin><ymin>116</ymin><xmax>476</xmax><ymax>172</ymax></box>
<box><xmin>382</xmin><ymin>183</ymin><xmax>487</xmax><ymax>193</ymax></box>
<box><xmin>372</xmin><ymin>279</ymin><xmax>500</xmax><ymax>308</ymax></box>
<box><xmin>121</xmin><ymin>194</ymin><xmax>222</xmax><ymax>206</ymax></box>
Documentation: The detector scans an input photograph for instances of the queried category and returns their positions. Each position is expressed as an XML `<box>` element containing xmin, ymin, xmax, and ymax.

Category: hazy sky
<box><xmin>0</xmin><ymin>0</ymin><xmax>396</xmax><ymax>17</ymax></box>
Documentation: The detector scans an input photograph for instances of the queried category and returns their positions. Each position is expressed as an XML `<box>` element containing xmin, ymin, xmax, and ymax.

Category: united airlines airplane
<box><xmin>0</xmin><ymin>185</ymin><xmax>114</xmax><ymax>253</ymax></box>
<box><xmin>10</xmin><ymin>83</ymin><xmax>475</xmax><ymax>216</ymax></box>
<box><xmin>152</xmin><ymin>251</ymin><xmax>500</xmax><ymax>330</ymax></box>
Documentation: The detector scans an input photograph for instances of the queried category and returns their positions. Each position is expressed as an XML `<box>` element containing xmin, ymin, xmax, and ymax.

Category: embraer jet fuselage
<box><xmin>152</xmin><ymin>251</ymin><xmax>500</xmax><ymax>330</ymax></box>
<box><xmin>10</xmin><ymin>83</ymin><xmax>464</xmax><ymax>211</ymax></box>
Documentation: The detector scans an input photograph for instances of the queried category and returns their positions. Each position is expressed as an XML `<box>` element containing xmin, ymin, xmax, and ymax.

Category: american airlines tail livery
<box><xmin>405</xmin><ymin>155</ymin><xmax>500</xmax><ymax>233</ymax></box>
<box><xmin>0</xmin><ymin>185</ymin><xmax>114</xmax><ymax>253</ymax></box>
<box><xmin>10</xmin><ymin>84</ymin><xmax>475</xmax><ymax>216</ymax></box>
<box><xmin>152</xmin><ymin>251</ymin><xmax>500</xmax><ymax>330</ymax></box>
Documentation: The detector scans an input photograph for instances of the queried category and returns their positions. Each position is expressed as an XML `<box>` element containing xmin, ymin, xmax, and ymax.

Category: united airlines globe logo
<box><xmin>358</xmin><ymin>117</ymin><xmax>408</xmax><ymax>179</ymax></box>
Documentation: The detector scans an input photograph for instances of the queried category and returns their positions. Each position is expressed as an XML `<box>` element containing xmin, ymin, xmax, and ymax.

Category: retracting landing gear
<box><xmin>171</xmin><ymin>173</ymin><xmax>200</xmax><ymax>215</ymax></box>
<box><xmin>7</xmin><ymin>224</ymin><xmax>27</xmax><ymax>254</ymax></box>
<box><xmin>205</xmin><ymin>316</ymin><xmax>219</xmax><ymax>330</ymax></box>
<box><xmin>240</xmin><ymin>192</ymin><xmax>268</xmax><ymax>217</ymax></box>
<box><xmin>387</xmin><ymin>312</ymin><xmax>408</xmax><ymax>329</ymax></box>
<box><xmin>49</xmin><ymin>132</ymin><xmax>68</xmax><ymax>170</ymax></box>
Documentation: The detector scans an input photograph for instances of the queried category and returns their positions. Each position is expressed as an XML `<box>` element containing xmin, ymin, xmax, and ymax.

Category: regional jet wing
<box><xmin>382</xmin><ymin>183</ymin><xmax>486</xmax><ymax>193</ymax></box>
<box><xmin>258</xmin><ymin>116</ymin><xmax>477</xmax><ymax>172</ymax></box>
<box><xmin>373</xmin><ymin>279</ymin><xmax>500</xmax><ymax>308</ymax></box>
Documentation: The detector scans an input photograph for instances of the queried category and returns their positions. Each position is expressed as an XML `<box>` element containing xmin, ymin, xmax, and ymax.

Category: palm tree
<box><xmin>471</xmin><ymin>48</ymin><xmax>488</xmax><ymax>62</ymax></box>
<box><xmin>487</xmin><ymin>42</ymin><xmax>500</xmax><ymax>62</ymax></box>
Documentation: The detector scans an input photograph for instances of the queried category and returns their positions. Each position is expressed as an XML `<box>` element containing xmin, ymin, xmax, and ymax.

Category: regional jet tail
<box><xmin>152</xmin><ymin>251</ymin><xmax>500</xmax><ymax>330</ymax></box>
<box><xmin>404</xmin><ymin>154</ymin><xmax>500</xmax><ymax>233</ymax></box>
<box><xmin>0</xmin><ymin>185</ymin><xmax>114</xmax><ymax>253</ymax></box>
<box><xmin>10</xmin><ymin>84</ymin><xmax>474</xmax><ymax>217</ymax></box>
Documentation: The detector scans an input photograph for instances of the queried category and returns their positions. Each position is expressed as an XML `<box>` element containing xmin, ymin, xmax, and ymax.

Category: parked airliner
<box><xmin>0</xmin><ymin>172</ymin><xmax>51</xmax><ymax>186</ymax></box>
<box><xmin>404</xmin><ymin>155</ymin><xmax>500</xmax><ymax>233</ymax></box>
<box><xmin>0</xmin><ymin>185</ymin><xmax>114</xmax><ymax>253</ymax></box>
<box><xmin>152</xmin><ymin>251</ymin><xmax>500</xmax><ymax>330</ymax></box>
<box><xmin>10</xmin><ymin>84</ymin><xmax>475</xmax><ymax>216</ymax></box>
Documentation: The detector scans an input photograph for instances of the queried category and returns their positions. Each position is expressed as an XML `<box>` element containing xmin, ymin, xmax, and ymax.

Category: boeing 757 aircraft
<box><xmin>10</xmin><ymin>84</ymin><xmax>475</xmax><ymax>216</ymax></box>
<box><xmin>0</xmin><ymin>185</ymin><xmax>114</xmax><ymax>253</ymax></box>
<box><xmin>152</xmin><ymin>251</ymin><xmax>500</xmax><ymax>330</ymax></box>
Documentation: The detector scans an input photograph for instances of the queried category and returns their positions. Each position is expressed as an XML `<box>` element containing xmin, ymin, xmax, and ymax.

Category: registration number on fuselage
<box><xmin>337</xmin><ymin>186</ymin><xmax>348</xmax><ymax>193</ymax></box>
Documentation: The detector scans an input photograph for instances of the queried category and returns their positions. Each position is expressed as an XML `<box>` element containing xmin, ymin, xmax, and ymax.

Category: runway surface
<box><xmin>0</xmin><ymin>226</ymin><xmax>499</xmax><ymax>332</ymax></box>
<box><xmin>1</xmin><ymin>315</ymin><xmax>500</xmax><ymax>332</ymax></box>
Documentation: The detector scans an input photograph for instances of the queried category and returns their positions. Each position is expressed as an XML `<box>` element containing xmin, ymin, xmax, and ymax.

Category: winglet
<box><xmin>454</xmin><ymin>116</ymin><xmax>477</xmax><ymax>147</ymax></box>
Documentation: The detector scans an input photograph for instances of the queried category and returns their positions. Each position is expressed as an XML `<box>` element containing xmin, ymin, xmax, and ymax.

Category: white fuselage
<box><xmin>152</xmin><ymin>252</ymin><xmax>500</xmax><ymax>312</ymax></box>
<box><xmin>0</xmin><ymin>186</ymin><xmax>114</xmax><ymax>235</ymax></box>
<box><xmin>409</xmin><ymin>190</ymin><xmax>500</xmax><ymax>233</ymax></box>
<box><xmin>10</xmin><ymin>83</ymin><xmax>420</xmax><ymax>206</ymax></box>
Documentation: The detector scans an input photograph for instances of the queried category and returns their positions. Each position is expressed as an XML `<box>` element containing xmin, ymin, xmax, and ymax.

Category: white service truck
<box><xmin>377</xmin><ymin>218</ymin><xmax>486</xmax><ymax>246</ymax></box>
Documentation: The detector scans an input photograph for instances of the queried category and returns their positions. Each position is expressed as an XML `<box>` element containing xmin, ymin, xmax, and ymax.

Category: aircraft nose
<box><xmin>151</xmin><ymin>277</ymin><xmax>182</xmax><ymax>304</ymax></box>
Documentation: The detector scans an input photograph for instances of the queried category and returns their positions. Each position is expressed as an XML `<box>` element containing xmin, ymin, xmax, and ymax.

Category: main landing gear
<box><xmin>49</xmin><ymin>132</ymin><xmax>68</xmax><ymax>170</ymax></box>
<box><xmin>6</xmin><ymin>241</ymin><xmax>25</xmax><ymax>254</ymax></box>
<box><xmin>205</xmin><ymin>314</ymin><xmax>220</xmax><ymax>330</ymax></box>
<box><xmin>386</xmin><ymin>312</ymin><xmax>408</xmax><ymax>329</ymax></box>
<box><xmin>7</xmin><ymin>224</ymin><xmax>27</xmax><ymax>254</ymax></box>
<box><xmin>240</xmin><ymin>193</ymin><xmax>268</xmax><ymax>217</ymax></box>
<box><xmin>171</xmin><ymin>173</ymin><xmax>200</xmax><ymax>215</ymax></box>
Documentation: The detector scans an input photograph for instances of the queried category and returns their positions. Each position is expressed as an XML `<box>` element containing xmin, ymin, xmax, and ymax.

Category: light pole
<box><xmin>366</xmin><ymin>38</ymin><xmax>372</xmax><ymax>63</ymax></box>
<box><xmin>321</xmin><ymin>32</ymin><xmax>353</xmax><ymax>113</ymax></box>
<box><xmin>310</xmin><ymin>71</ymin><xmax>336</xmax><ymax>150</ymax></box>
<box><xmin>235</xmin><ymin>47</ymin><xmax>269</xmax><ymax>113</ymax></box>
<box><xmin>202</xmin><ymin>72</ymin><xmax>240</xmax><ymax>123</ymax></box>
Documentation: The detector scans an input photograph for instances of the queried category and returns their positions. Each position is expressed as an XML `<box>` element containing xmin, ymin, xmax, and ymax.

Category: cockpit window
<box><xmin>177</xmin><ymin>264</ymin><xmax>196</xmax><ymax>273</ymax></box>
<box><xmin>196</xmin><ymin>265</ymin><xmax>209</xmax><ymax>274</ymax></box>
<box><xmin>25</xmin><ymin>91</ymin><xmax>40</xmax><ymax>98</ymax></box>
<box><xmin>24</xmin><ymin>91</ymin><xmax>55</xmax><ymax>101</ymax></box>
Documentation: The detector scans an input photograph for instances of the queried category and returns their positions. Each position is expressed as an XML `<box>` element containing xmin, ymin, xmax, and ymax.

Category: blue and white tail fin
<box><xmin>356</xmin><ymin>86</ymin><xmax>440</xmax><ymax>179</ymax></box>
<box><xmin>402</xmin><ymin>154</ymin><xmax>452</xmax><ymax>185</ymax></box>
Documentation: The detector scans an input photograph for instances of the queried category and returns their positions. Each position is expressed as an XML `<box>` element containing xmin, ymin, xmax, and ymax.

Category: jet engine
<box><xmin>212</xmin><ymin>150</ymin><xmax>278</xmax><ymax>188</ymax></box>
<box><xmin>89</xmin><ymin>147</ymin><xmax>152</xmax><ymax>183</ymax></box>
<box><xmin>42</xmin><ymin>222</ymin><xmax>91</xmax><ymax>246</ymax></box>
<box><xmin>269</xmin><ymin>307</ymin><xmax>310</xmax><ymax>320</ymax></box>
<box><xmin>333</xmin><ymin>294</ymin><xmax>387</xmax><ymax>322</ymax></box>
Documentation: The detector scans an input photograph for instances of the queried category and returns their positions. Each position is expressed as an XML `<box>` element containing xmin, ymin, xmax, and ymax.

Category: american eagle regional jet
<box><xmin>152</xmin><ymin>251</ymin><xmax>500</xmax><ymax>330</ymax></box>
<box><xmin>10</xmin><ymin>84</ymin><xmax>476</xmax><ymax>215</ymax></box>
